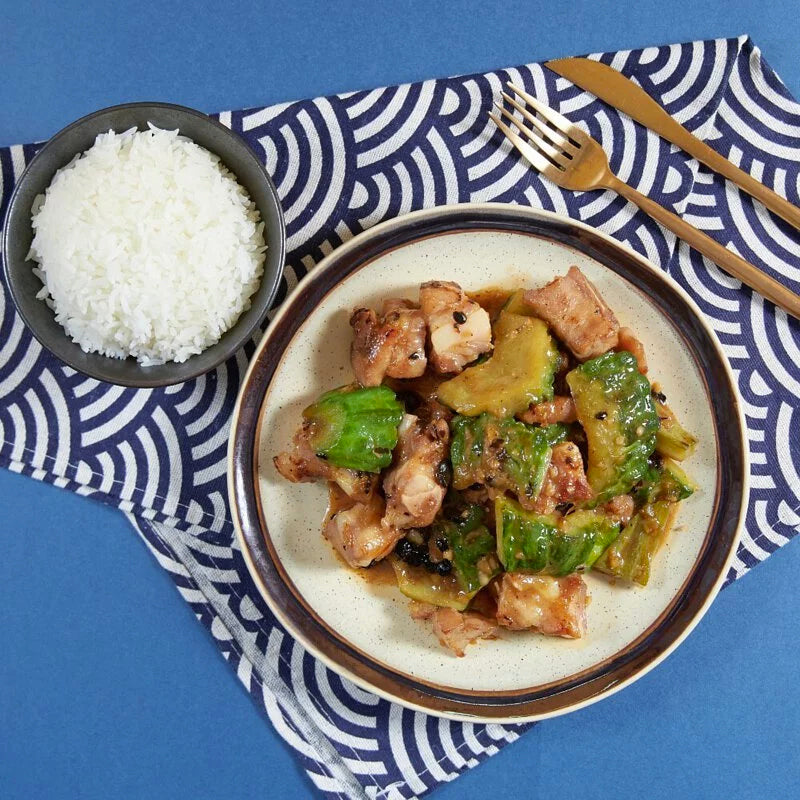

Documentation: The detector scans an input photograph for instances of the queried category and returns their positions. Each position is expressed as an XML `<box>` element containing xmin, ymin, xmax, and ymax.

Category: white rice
<box><xmin>28</xmin><ymin>124</ymin><xmax>267</xmax><ymax>366</ymax></box>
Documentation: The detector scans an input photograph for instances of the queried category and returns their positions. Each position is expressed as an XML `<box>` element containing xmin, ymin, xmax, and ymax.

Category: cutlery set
<box><xmin>491</xmin><ymin>58</ymin><xmax>800</xmax><ymax>320</ymax></box>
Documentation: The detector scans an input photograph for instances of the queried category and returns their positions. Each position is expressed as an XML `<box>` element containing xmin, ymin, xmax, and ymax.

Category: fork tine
<box><xmin>506</xmin><ymin>81</ymin><xmax>577</xmax><ymax>139</ymax></box>
<box><xmin>488</xmin><ymin>111</ymin><xmax>553</xmax><ymax>174</ymax></box>
<box><xmin>495</xmin><ymin>104</ymin><xmax>568</xmax><ymax>167</ymax></box>
<box><xmin>500</xmin><ymin>91</ymin><xmax>578</xmax><ymax>154</ymax></box>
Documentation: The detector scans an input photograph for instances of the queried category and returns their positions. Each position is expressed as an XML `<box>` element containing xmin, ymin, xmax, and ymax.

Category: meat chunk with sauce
<box><xmin>495</xmin><ymin>573</ymin><xmax>588</xmax><ymax>638</ymax></box>
<box><xmin>411</xmin><ymin>603</ymin><xmax>498</xmax><ymax>657</ymax></box>
<box><xmin>518</xmin><ymin>395</ymin><xmax>577</xmax><ymax>425</ymax></box>
<box><xmin>603</xmin><ymin>494</ymin><xmax>635</xmax><ymax>527</ymax></box>
<box><xmin>350</xmin><ymin>300</ymin><xmax>428</xmax><ymax>386</ymax></box>
<box><xmin>323</xmin><ymin>486</ymin><xmax>401</xmax><ymax>568</ymax></box>
<box><xmin>273</xmin><ymin>421</ymin><xmax>377</xmax><ymax>503</ymax></box>
<box><xmin>382</xmin><ymin>410</ymin><xmax>449</xmax><ymax>529</ymax></box>
<box><xmin>616</xmin><ymin>326</ymin><xmax>648</xmax><ymax>374</ymax></box>
<box><xmin>523</xmin><ymin>266</ymin><xmax>619</xmax><ymax>360</ymax></box>
<box><xmin>419</xmin><ymin>280</ymin><xmax>492</xmax><ymax>373</ymax></box>
<box><xmin>533</xmin><ymin>441</ymin><xmax>593</xmax><ymax>513</ymax></box>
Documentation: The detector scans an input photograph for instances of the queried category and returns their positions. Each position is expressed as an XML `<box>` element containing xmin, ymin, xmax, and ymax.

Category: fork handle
<box><xmin>608</xmin><ymin>176</ymin><xmax>800</xmax><ymax>320</ymax></box>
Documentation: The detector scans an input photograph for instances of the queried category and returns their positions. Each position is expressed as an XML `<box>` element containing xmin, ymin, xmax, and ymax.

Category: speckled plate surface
<box><xmin>228</xmin><ymin>203</ymin><xmax>747</xmax><ymax>722</ymax></box>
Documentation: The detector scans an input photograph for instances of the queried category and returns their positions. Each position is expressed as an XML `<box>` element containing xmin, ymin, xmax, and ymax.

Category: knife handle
<box><xmin>608</xmin><ymin>176</ymin><xmax>800</xmax><ymax>320</ymax></box>
<box><xmin>686</xmin><ymin>137</ymin><xmax>800</xmax><ymax>231</ymax></box>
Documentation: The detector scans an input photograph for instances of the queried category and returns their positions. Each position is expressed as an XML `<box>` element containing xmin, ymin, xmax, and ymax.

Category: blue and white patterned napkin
<box><xmin>1</xmin><ymin>34</ymin><xmax>798</xmax><ymax>800</ymax></box>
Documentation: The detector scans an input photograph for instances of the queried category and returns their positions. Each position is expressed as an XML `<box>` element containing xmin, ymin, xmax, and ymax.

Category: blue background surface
<box><xmin>2</xmin><ymin>2</ymin><xmax>799</xmax><ymax>797</ymax></box>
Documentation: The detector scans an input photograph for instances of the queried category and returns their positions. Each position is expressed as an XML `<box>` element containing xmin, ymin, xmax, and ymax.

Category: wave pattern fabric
<box><xmin>0</xmin><ymin>35</ymin><xmax>798</xmax><ymax>798</ymax></box>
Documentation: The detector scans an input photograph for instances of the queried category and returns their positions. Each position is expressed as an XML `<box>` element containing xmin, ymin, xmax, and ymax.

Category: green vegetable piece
<box><xmin>448</xmin><ymin>500</ymin><xmax>486</xmax><ymax>532</ymax></box>
<box><xmin>437</xmin><ymin>311</ymin><xmax>559</xmax><ymax>418</ymax></box>
<box><xmin>567</xmin><ymin>351</ymin><xmax>659</xmax><ymax>504</ymax></box>
<box><xmin>449</xmin><ymin>414</ymin><xmax>566</xmax><ymax>503</ymax></box>
<box><xmin>634</xmin><ymin>458</ymin><xmax>695</xmax><ymax>506</ymax></box>
<box><xmin>446</xmin><ymin>508</ymin><xmax>501</xmax><ymax>593</ymax></box>
<box><xmin>660</xmin><ymin>459</ymin><xmax>696</xmax><ymax>501</ymax></box>
<box><xmin>302</xmin><ymin>385</ymin><xmax>403</xmax><ymax>473</ymax></box>
<box><xmin>451</xmin><ymin>526</ymin><xmax>499</xmax><ymax>592</ymax></box>
<box><xmin>655</xmin><ymin>399</ymin><xmax>698</xmax><ymax>461</ymax></box>
<box><xmin>631</xmin><ymin>462</ymin><xmax>662</xmax><ymax>506</ymax></box>
<box><xmin>495</xmin><ymin>496</ymin><xmax>620</xmax><ymax>576</ymax></box>
<box><xmin>593</xmin><ymin>500</ymin><xmax>677</xmax><ymax>585</ymax></box>
<box><xmin>391</xmin><ymin>501</ymin><xmax>501</xmax><ymax>608</ymax></box>
<box><xmin>613</xmin><ymin>458</ymin><xmax>693</xmax><ymax>584</ymax></box>
<box><xmin>541</xmin><ymin>424</ymin><xmax>569</xmax><ymax>446</ymax></box>
<box><xmin>389</xmin><ymin>556</ymin><xmax>475</xmax><ymax>610</ymax></box>
<box><xmin>502</xmin><ymin>289</ymin><xmax>534</xmax><ymax>316</ymax></box>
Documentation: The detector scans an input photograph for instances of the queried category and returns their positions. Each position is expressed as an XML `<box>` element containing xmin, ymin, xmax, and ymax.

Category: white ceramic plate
<box><xmin>229</xmin><ymin>204</ymin><xmax>747</xmax><ymax>722</ymax></box>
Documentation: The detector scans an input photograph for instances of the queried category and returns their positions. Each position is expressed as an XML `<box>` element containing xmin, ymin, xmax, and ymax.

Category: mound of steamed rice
<box><xmin>28</xmin><ymin>124</ymin><xmax>267</xmax><ymax>366</ymax></box>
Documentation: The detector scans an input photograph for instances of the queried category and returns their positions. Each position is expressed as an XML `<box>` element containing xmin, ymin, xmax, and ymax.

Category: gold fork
<box><xmin>490</xmin><ymin>82</ymin><xmax>800</xmax><ymax>321</ymax></box>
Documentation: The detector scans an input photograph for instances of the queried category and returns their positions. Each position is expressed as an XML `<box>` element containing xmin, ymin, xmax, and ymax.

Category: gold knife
<box><xmin>546</xmin><ymin>57</ymin><xmax>800</xmax><ymax>232</ymax></box>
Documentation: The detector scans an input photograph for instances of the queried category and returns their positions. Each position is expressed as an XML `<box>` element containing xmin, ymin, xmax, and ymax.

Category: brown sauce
<box><xmin>385</xmin><ymin>372</ymin><xmax>446</xmax><ymax>404</ymax></box>
<box><xmin>360</xmin><ymin>559</ymin><xmax>397</xmax><ymax>585</ymax></box>
<box><xmin>469</xmin><ymin>287</ymin><xmax>513</xmax><ymax>318</ymax></box>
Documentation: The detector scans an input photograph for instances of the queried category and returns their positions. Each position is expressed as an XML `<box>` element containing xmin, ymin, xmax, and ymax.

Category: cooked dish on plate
<box><xmin>275</xmin><ymin>266</ymin><xmax>698</xmax><ymax>657</ymax></box>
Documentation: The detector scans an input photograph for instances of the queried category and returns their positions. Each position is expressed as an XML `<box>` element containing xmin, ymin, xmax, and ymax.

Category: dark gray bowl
<box><xmin>1</xmin><ymin>102</ymin><xmax>286</xmax><ymax>387</ymax></box>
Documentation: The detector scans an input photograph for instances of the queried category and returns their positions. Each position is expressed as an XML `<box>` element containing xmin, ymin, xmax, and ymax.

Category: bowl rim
<box><xmin>1</xmin><ymin>100</ymin><xmax>286</xmax><ymax>388</ymax></box>
<box><xmin>228</xmin><ymin>202</ymin><xmax>748</xmax><ymax>723</ymax></box>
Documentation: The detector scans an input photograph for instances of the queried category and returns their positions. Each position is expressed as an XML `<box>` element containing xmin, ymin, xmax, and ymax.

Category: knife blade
<box><xmin>545</xmin><ymin>57</ymin><xmax>800</xmax><ymax>232</ymax></box>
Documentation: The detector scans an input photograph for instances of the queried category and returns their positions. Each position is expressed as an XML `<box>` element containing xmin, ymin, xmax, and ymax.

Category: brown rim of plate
<box><xmin>229</xmin><ymin>204</ymin><xmax>746</xmax><ymax>721</ymax></box>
